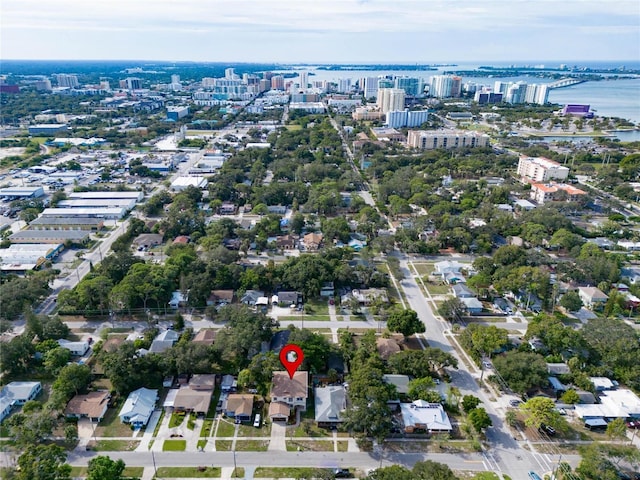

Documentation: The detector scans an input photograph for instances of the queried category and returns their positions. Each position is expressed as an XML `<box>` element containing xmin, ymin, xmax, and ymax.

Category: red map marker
<box><xmin>279</xmin><ymin>344</ymin><xmax>304</xmax><ymax>379</ymax></box>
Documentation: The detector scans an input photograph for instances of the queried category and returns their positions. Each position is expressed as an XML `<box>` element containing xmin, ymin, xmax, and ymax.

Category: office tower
<box><xmin>55</xmin><ymin>74</ymin><xmax>79</xmax><ymax>88</ymax></box>
<box><xmin>35</xmin><ymin>79</ymin><xmax>52</xmax><ymax>91</ymax></box>
<box><xmin>395</xmin><ymin>76</ymin><xmax>422</xmax><ymax>96</ymax></box>
<box><xmin>377</xmin><ymin>88</ymin><xmax>406</xmax><ymax>114</ymax></box>
<box><xmin>271</xmin><ymin>75</ymin><xmax>285</xmax><ymax>90</ymax></box>
<box><xmin>125</xmin><ymin>77</ymin><xmax>143</xmax><ymax>90</ymax></box>
<box><xmin>298</xmin><ymin>71</ymin><xmax>308</xmax><ymax>89</ymax></box>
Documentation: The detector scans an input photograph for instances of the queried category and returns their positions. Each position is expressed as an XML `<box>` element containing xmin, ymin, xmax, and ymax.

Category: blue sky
<box><xmin>2</xmin><ymin>0</ymin><xmax>639</xmax><ymax>62</ymax></box>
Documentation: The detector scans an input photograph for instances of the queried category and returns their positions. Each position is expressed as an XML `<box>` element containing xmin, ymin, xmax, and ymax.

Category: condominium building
<box><xmin>337</xmin><ymin>78</ymin><xmax>352</xmax><ymax>94</ymax></box>
<box><xmin>494</xmin><ymin>81</ymin><xmax>549</xmax><ymax>105</ymax></box>
<box><xmin>386</xmin><ymin>109</ymin><xmax>429</xmax><ymax>128</ymax></box>
<box><xmin>298</xmin><ymin>71</ymin><xmax>308</xmax><ymax>89</ymax></box>
<box><xmin>429</xmin><ymin>75</ymin><xmax>462</xmax><ymax>98</ymax></box>
<box><xmin>271</xmin><ymin>75</ymin><xmax>285</xmax><ymax>90</ymax></box>
<box><xmin>362</xmin><ymin>77</ymin><xmax>378</xmax><ymax>99</ymax></box>
<box><xmin>407</xmin><ymin>130</ymin><xmax>489</xmax><ymax>150</ymax></box>
<box><xmin>55</xmin><ymin>74</ymin><xmax>79</xmax><ymax>88</ymax></box>
<box><xmin>395</xmin><ymin>76</ymin><xmax>423</xmax><ymax>96</ymax></box>
<box><xmin>125</xmin><ymin>77</ymin><xmax>143</xmax><ymax>90</ymax></box>
<box><xmin>517</xmin><ymin>156</ymin><xmax>569</xmax><ymax>182</ymax></box>
<box><xmin>377</xmin><ymin>88</ymin><xmax>405</xmax><ymax>114</ymax></box>
<box><xmin>530</xmin><ymin>183</ymin><xmax>587</xmax><ymax>204</ymax></box>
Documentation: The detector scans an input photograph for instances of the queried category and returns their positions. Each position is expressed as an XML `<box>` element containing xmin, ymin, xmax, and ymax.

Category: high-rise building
<box><xmin>35</xmin><ymin>79</ymin><xmax>52</xmax><ymax>91</ymax></box>
<box><xmin>407</xmin><ymin>130</ymin><xmax>489</xmax><ymax>150</ymax></box>
<box><xmin>225</xmin><ymin>68</ymin><xmax>236</xmax><ymax>80</ymax></box>
<box><xmin>263</xmin><ymin>71</ymin><xmax>274</xmax><ymax>81</ymax></box>
<box><xmin>377</xmin><ymin>88</ymin><xmax>406</xmax><ymax>114</ymax></box>
<box><xmin>363</xmin><ymin>77</ymin><xmax>378</xmax><ymax>99</ymax></box>
<box><xmin>125</xmin><ymin>77</ymin><xmax>143</xmax><ymax>90</ymax></box>
<box><xmin>55</xmin><ymin>74</ymin><xmax>79</xmax><ymax>88</ymax></box>
<box><xmin>271</xmin><ymin>75</ymin><xmax>285</xmax><ymax>90</ymax></box>
<box><xmin>429</xmin><ymin>75</ymin><xmax>462</xmax><ymax>98</ymax></box>
<box><xmin>99</xmin><ymin>80</ymin><xmax>110</xmax><ymax>91</ymax></box>
<box><xmin>395</xmin><ymin>77</ymin><xmax>422</xmax><ymax>96</ymax></box>
<box><xmin>377</xmin><ymin>78</ymin><xmax>394</xmax><ymax>89</ymax></box>
<box><xmin>337</xmin><ymin>78</ymin><xmax>351</xmax><ymax>93</ymax></box>
<box><xmin>259</xmin><ymin>79</ymin><xmax>270</xmax><ymax>92</ymax></box>
<box><xmin>298</xmin><ymin>71</ymin><xmax>308</xmax><ymax>89</ymax></box>
<box><xmin>386</xmin><ymin>109</ymin><xmax>429</xmax><ymax>128</ymax></box>
<box><xmin>494</xmin><ymin>81</ymin><xmax>548</xmax><ymax>105</ymax></box>
<box><xmin>517</xmin><ymin>156</ymin><xmax>569</xmax><ymax>182</ymax></box>
<box><xmin>171</xmin><ymin>74</ymin><xmax>180</xmax><ymax>84</ymax></box>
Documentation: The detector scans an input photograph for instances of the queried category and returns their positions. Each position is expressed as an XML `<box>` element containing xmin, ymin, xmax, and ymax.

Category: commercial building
<box><xmin>386</xmin><ymin>109</ymin><xmax>429</xmax><ymax>128</ymax></box>
<box><xmin>41</xmin><ymin>207</ymin><xmax>126</xmax><ymax>219</ymax></box>
<box><xmin>407</xmin><ymin>130</ymin><xmax>490</xmax><ymax>150</ymax></box>
<box><xmin>377</xmin><ymin>88</ymin><xmax>405</xmax><ymax>114</ymax></box>
<box><xmin>28</xmin><ymin>124</ymin><xmax>68</xmax><ymax>135</ymax></box>
<box><xmin>170</xmin><ymin>176</ymin><xmax>208</xmax><ymax>191</ymax></box>
<box><xmin>55</xmin><ymin>74</ymin><xmax>79</xmax><ymax>88</ymax></box>
<box><xmin>289</xmin><ymin>102</ymin><xmax>326</xmax><ymax>114</ymax></box>
<box><xmin>474</xmin><ymin>91</ymin><xmax>503</xmax><ymax>105</ymax></box>
<box><xmin>561</xmin><ymin>104</ymin><xmax>594</xmax><ymax>118</ymax></box>
<box><xmin>167</xmin><ymin>106</ymin><xmax>189</xmax><ymax>121</ymax></box>
<box><xmin>56</xmin><ymin>199</ymin><xmax>137</xmax><ymax>211</ymax></box>
<box><xmin>29</xmin><ymin>216</ymin><xmax>104</xmax><ymax>231</ymax></box>
<box><xmin>530</xmin><ymin>183</ymin><xmax>587</xmax><ymax>204</ymax></box>
<box><xmin>68</xmin><ymin>191</ymin><xmax>144</xmax><ymax>202</ymax></box>
<box><xmin>352</xmin><ymin>107</ymin><xmax>384</xmax><ymax>121</ymax></box>
<box><xmin>0</xmin><ymin>186</ymin><xmax>45</xmax><ymax>199</ymax></box>
<box><xmin>517</xmin><ymin>156</ymin><xmax>570</xmax><ymax>182</ymax></box>
<box><xmin>9</xmin><ymin>229</ymin><xmax>90</xmax><ymax>244</ymax></box>
<box><xmin>125</xmin><ymin>77</ymin><xmax>143</xmax><ymax>90</ymax></box>
<box><xmin>0</xmin><ymin>243</ymin><xmax>64</xmax><ymax>272</ymax></box>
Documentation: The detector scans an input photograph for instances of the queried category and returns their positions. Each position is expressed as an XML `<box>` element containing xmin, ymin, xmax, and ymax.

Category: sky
<box><xmin>1</xmin><ymin>0</ymin><xmax>639</xmax><ymax>63</ymax></box>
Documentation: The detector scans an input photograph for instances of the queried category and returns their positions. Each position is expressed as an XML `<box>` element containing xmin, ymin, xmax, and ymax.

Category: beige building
<box><xmin>530</xmin><ymin>183</ymin><xmax>586</xmax><ymax>204</ymax></box>
<box><xmin>407</xmin><ymin>130</ymin><xmax>489</xmax><ymax>150</ymax></box>
<box><xmin>377</xmin><ymin>88</ymin><xmax>405</xmax><ymax>114</ymax></box>
<box><xmin>352</xmin><ymin>107</ymin><xmax>384</xmax><ymax>121</ymax></box>
<box><xmin>517</xmin><ymin>156</ymin><xmax>570</xmax><ymax>182</ymax></box>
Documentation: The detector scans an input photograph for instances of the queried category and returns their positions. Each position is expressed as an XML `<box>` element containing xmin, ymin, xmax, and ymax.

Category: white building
<box><xmin>289</xmin><ymin>102</ymin><xmax>325</xmax><ymax>113</ymax></box>
<box><xmin>0</xmin><ymin>382</ymin><xmax>42</xmax><ymax>422</ymax></box>
<box><xmin>119</xmin><ymin>387</ymin><xmax>158</xmax><ymax>428</ymax></box>
<box><xmin>362</xmin><ymin>77</ymin><xmax>378</xmax><ymax>99</ymax></box>
<box><xmin>400</xmin><ymin>400</ymin><xmax>452</xmax><ymax>433</ymax></box>
<box><xmin>407</xmin><ymin>130</ymin><xmax>489</xmax><ymax>150</ymax></box>
<box><xmin>429</xmin><ymin>75</ymin><xmax>462</xmax><ymax>98</ymax></box>
<box><xmin>517</xmin><ymin>156</ymin><xmax>570</xmax><ymax>182</ymax></box>
<box><xmin>170</xmin><ymin>176</ymin><xmax>208</xmax><ymax>191</ymax></box>
<box><xmin>386</xmin><ymin>109</ymin><xmax>429</xmax><ymax>128</ymax></box>
<box><xmin>377</xmin><ymin>88</ymin><xmax>405</xmax><ymax>114</ymax></box>
<box><xmin>57</xmin><ymin>339</ymin><xmax>90</xmax><ymax>356</ymax></box>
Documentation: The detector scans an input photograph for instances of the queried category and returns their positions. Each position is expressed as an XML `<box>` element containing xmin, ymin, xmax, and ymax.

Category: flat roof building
<box><xmin>56</xmin><ymin>199</ymin><xmax>137</xmax><ymax>210</ymax></box>
<box><xmin>28</xmin><ymin>124</ymin><xmax>68</xmax><ymax>135</ymax></box>
<box><xmin>9</xmin><ymin>229</ymin><xmax>90</xmax><ymax>244</ymax></box>
<box><xmin>0</xmin><ymin>243</ymin><xmax>64</xmax><ymax>271</ymax></box>
<box><xmin>0</xmin><ymin>187</ymin><xmax>45</xmax><ymax>199</ymax></box>
<box><xmin>41</xmin><ymin>207</ymin><xmax>126</xmax><ymax>219</ymax></box>
<box><xmin>407</xmin><ymin>130</ymin><xmax>489</xmax><ymax>150</ymax></box>
<box><xmin>68</xmin><ymin>191</ymin><xmax>144</xmax><ymax>202</ymax></box>
<box><xmin>170</xmin><ymin>176</ymin><xmax>208</xmax><ymax>192</ymax></box>
<box><xmin>517</xmin><ymin>156</ymin><xmax>570</xmax><ymax>182</ymax></box>
<box><xmin>29</xmin><ymin>216</ymin><xmax>104</xmax><ymax>231</ymax></box>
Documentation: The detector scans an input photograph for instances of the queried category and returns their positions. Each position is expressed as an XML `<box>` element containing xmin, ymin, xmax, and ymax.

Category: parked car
<box><xmin>253</xmin><ymin>414</ymin><xmax>261</xmax><ymax>428</ymax></box>
<box><xmin>334</xmin><ymin>469</ymin><xmax>353</xmax><ymax>478</ymax></box>
<box><xmin>626</xmin><ymin>420</ymin><xmax>640</xmax><ymax>429</ymax></box>
<box><xmin>528</xmin><ymin>472</ymin><xmax>542</xmax><ymax>480</ymax></box>
<box><xmin>509</xmin><ymin>399</ymin><xmax>522</xmax><ymax>407</ymax></box>
<box><xmin>539</xmin><ymin>423</ymin><xmax>556</xmax><ymax>436</ymax></box>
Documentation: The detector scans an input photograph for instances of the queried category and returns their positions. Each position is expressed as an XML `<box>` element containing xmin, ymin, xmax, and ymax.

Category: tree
<box><xmin>87</xmin><ymin>456</ymin><xmax>126</xmax><ymax>480</ymax></box>
<box><xmin>407</xmin><ymin>377</ymin><xmax>436</xmax><ymax>401</ymax></box>
<box><xmin>8</xmin><ymin>410</ymin><xmax>56</xmax><ymax>446</ymax></box>
<box><xmin>15</xmin><ymin>444</ymin><xmax>71</xmax><ymax>480</ymax></box>
<box><xmin>468</xmin><ymin>407</ymin><xmax>492</xmax><ymax>433</ymax></box>
<box><xmin>412</xmin><ymin>460</ymin><xmax>458</xmax><ymax>480</ymax></box>
<box><xmin>386</xmin><ymin>309</ymin><xmax>425</xmax><ymax>338</ymax></box>
<box><xmin>560</xmin><ymin>389</ymin><xmax>580</xmax><ymax>405</ymax></box>
<box><xmin>461</xmin><ymin>395</ymin><xmax>481</xmax><ymax>413</ymax></box>
<box><xmin>43</xmin><ymin>347</ymin><xmax>72</xmax><ymax>376</ymax></box>
<box><xmin>459</xmin><ymin>323</ymin><xmax>508</xmax><ymax>361</ymax></box>
<box><xmin>492</xmin><ymin>351</ymin><xmax>548</xmax><ymax>395</ymax></box>
<box><xmin>365</xmin><ymin>465</ymin><xmax>414</xmax><ymax>480</ymax></box>
<box><xmin>437</xmin><ymin>297</ymin><xmax>467</xmax><ymax>323</ymax></box>
<box><xmin>605</xmin><ymin>418</ymin><xmax>628</xmax><ymax>442</ymax></box>
<box><xmin>520</xmin><ymin>397</ymin><xmax>561</xmax><ymax>429</ymax></box>
<box><xmin>387</xmin><ymin>348</ymin><xmax>458</xmax><ymax>378</ymax></box>
<box><xmin>64</xmin><ymin>424</ymin><xmax>78</xmax><ymax>443</ymax></box>
<box><xmin>559</xmin><ymin>291</ymin><xmax>583</xmax><ymax>312</ymax></box>
<box><xmin>576</xmin><ymin>443</ymin><xmax>640</xmax><ymax>480</ymax></box>
<box><xmin>51</xmin><ymin>363</ymin><xmax>92</xmax><ymax>406</ymax></box>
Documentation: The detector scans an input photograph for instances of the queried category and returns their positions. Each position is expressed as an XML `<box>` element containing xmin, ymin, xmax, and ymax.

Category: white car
<box><xmin>253</xmin><ymin>414</ymin><xmax>261</xmax><ymax>428</ymax></box>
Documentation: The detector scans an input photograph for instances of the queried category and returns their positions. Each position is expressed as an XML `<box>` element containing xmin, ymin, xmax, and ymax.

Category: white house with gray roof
<box><xmin>0</xmin><ymin>382</ymin><xmax>42</xmax><ymax>422</ymax></box>
<box><xmin>119</xmin><ymin>387</ymin><xmax>158</xmax><ymax>428</ymax></box>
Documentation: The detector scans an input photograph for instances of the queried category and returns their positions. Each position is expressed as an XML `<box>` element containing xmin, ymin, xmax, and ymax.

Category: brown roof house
<box><xmin>276</xmin><ymin>235</ymin><xmax>297</xmax><ymax>250</ymax></box>
<box><xmin>224</xmin><ymin>394</ymin><xmax>254</xmax><ymax>422</ymax></box>
<box><xmin>269</xmin><ymin>371</ymin><xmax>308</xmax><ymax>421</ymax></box>
<box><xmin>206</xmin><ymin>290</ymin><xmax>235</xmax><ymax>306</ymax></box>
<box><xmin>192</xmin><ymin>329</ymin><xmax>216</xmax><ymax>346</ymax></box>
<box><xmin>302</xmin><ymin>233</ymin><xmax>323</xmax><ymax>251</ymax></box>
<box><xmin>173</xmin><ymin>374</ymin><xmax>216</xmax><ymax>415</ymax></box>
<box><xmin>376</xmin><ymin>337</ymin><xmax>401</xmax><ymax>360</ymax></box>
<box><xmin>65</xmin><ymin>391</ymin><xmax>111</xmax><ymax>423</ymax></box>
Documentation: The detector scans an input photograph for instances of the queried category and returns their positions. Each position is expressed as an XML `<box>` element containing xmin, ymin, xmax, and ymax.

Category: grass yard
<box><xmin>215</xmin><ymin>419</ymin><xmax>237</xmax><ymax>437</ymax></box>
<box><xmin>235</xmin><ymin>440</ymin><xmax>269</xmax><ymax>451</ymax></box>
<box><xmin>201</xmin><ymin>418</ymin><xmax>214</xmax><ymax>437</ymax></box>
<box><xmin>69</xmin><ymin>466</ymin><xmax>143</xmax><ymax>477</ymax></box>
<box><xmin>162</xmin><ymin>439</ymin><xmax>187</xmax><ymax>451</ymax></box>
<box><xmin>286</xmin><ymin>440</ymin><xmax>334</xmax><ymax>451</ymax></box>
<box><xmin>169</xmin><ymin>411</ymin><xmax>187</xmax><ymax>428</ymax></box>
<box><xmin>289</xmin><ymin>420</ymin><xmax>330</xmax><ymax>438</ymax></box>
<box><xmin>93</xmin><ymin>402</ymin><xmax>134</xmax><ymax>438</ymax></box>
<box><xmin>215</xmin><ymin>440</ymin><xmax>232</xmax><ymax>451</ymax></box>
<box><xmin>284</xmin><ymin>124</ymin><xmax>303</xmax><ymax>131</ymax></box>
<box><xmin>237</xmin><ymin>422</ymin><xmax>271</xmax><ymax>437</ymax></box>
<box><xmin>337</xmin><ymin>440</ymin><xmax>348</xmax><ymax>452</ymax></box>
<box><xmin>89</xmin><ymin>440</ymin><xmax>139</xmax><ymax>451</ymax></box>
<box><xmin>412</xmin><ymin>263</ymin><xmax>435</xmax><ymax>275</ymax></box>
<box><xmin>426</xmin><ymin>283</ymin><xmax>452</xmax><ymax>295</ymax></box>
<box><xmin>305</xmin><ymin>299</ymin><xmax>329</xmax><ymax>315</ymax></box>
<box><xmin>197</xmin><ymin>439</ymin><xmax>208</xmax><ymax>450</ymax></box>
<box><xmin>254</xmin><ymin>467</ymin><xmax>334</xmax><ymax>478</ymax></box>
<box><xmin>153</xmin><ymin>410</ymin><xmax>165</xmax><ymax>436</ymax></box>
<box><xmin>155</xmin><ymin>466</ymin><xmax>221</xmax><ymax>478</ymax></box>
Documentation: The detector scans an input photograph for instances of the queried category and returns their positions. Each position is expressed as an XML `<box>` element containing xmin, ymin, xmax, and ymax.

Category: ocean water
<box><xmin>290</xmin><ymin>65</ymin><xmax>640</xmax><ymax>123</ymax></box>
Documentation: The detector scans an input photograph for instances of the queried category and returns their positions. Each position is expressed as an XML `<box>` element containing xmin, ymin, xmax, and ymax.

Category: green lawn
<box><xmin>235</xmin><ymin>440</ymin><xmax>269</xmax><ymax>451</ymax></box>
<box><xmin>305</xmin><ymin>299</ymin><xmax>329</xmax><ymax>315</ymax></box>
<box><xmin>412</xmin><ymin>263</ymin><xmax>435</xmax><ymax>275</ymax></box>
<box><xmin>286</xmin><ymin>440</ymin><xmax>334</xmax><ymax>451</ymax></box>
<box><xmin>162</xmin><ymin>439</ymin><xmax>187</xmax><ymax>451</ymax></box>
<box><xmin>93</xmin><ymin>401</ymin><xmax>134</xmax><ymax>438</ymax></box>
<box><xmin>254</xmin><ymin>467</ymin><xmax>333</xmax><ymax>478</ymax></box>
<box><xmin>169</xmin><ymin>411</ymin><xmax>186</xmax><ymax>428</ymax></box>
<box><xmin>237</xmin><ymin>422</ymin><xmax>271</xmax><ymax>437</ymax></box>
<box><xmin>472</xmin><ymin>473</ymin><xmax>501</xmax><ymax>480</ymax></box>
<box><xmin>215</xmin><ymin>440</ymin><xmax>232</xmax><ymax>451</ymax></box>
<box><xmin>197</xmin><ymin>439</ymin><xmax>208</xmax><ymax>450</ymax></box>
<box><xmin>426</xmin><ymin>284</ymin><xmax>452</xmax><ymax>295</ymax></box>
<box><xmin>155</xmin><ymin>466</ymin><xmax>221</xmax><ymax>478</ymax></box>
<box><xmin>289</xmin><ymin>420</ymin><xmax>331</xmax><ymax>438</ymax></box>
<box><xmin>215</xmin><ymin>419</ymin><xmax>237</xmax><ymax>437</ymax></box>
<box><xmin>69</xmin><ymin>466</ymin><xmax>143</xmax><ymax>477</ymax></box>
<box><xmin>89</xmin><ymin>440</ymin><xmax>139</xmax><ymax>451</ymax></box>
<box><xmin>201</xmin><ymin>419</ymin><xmax>214</xmax><ymax>437</ymax></box>
<box><xmin>337</xmin><ymin>441</ymin><xmax>348</xmax><ymax>452</ymax></box>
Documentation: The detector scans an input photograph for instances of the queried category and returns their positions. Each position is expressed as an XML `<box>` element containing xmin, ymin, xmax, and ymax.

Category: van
<box><xmin>253</xmin><ymin>414</ymin><xmax>261</xmax><ymax>428</ymax></box>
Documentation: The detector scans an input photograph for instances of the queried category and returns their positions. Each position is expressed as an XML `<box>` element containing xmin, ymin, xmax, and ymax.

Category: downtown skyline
<box><xmin>1</xmin><ymin>0</ymin><xmax>639</xmax><ymax>63</ymax></box>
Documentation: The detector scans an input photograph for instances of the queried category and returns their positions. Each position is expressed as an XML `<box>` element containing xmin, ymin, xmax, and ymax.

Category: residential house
<box><xmin>400</xmin><ymin>400</ymin><xmax>452</xmax><ymax>433</ymax></box>
<box><xmin>302</xmin><ymin>233</ymin><xmax>323</xmax><ymax>250</ymax></box>
<box><xmin>433</xmin><ymin>260</ymin><xmax>471</xmax><ymax>276</ymax></box>
<box><xmin>314</xmin><ymin>386</ymin><xmax>346</xmax><ymax>428</ymax></box>
<box><xmin>376</xmin><ymin>337</ymin><xmax>400</xmax><ymax>360</ymax></box>
<box><xmin>168</xmin><ymin>291</ymin><xmax>188</xmax><ymax>308</ymax></box>
<box><xmin>276</xmin><ymin>235</ymin><xmax>297</xmax><ymax>250</ymax></box>
<box><xmin>460</xmin><ymin>297</ymin><xmax>483</xmax><ymax>315</ymax></box>
<box><xmin>149</xmin><ymin>329</ymin><xmax>179</xmax><ymax>353</ymax></box>
<box><xmin>173</xmin><ymin>374</ymin><xmax>216</xmax><ymax>415</ymax></box>
<box><xmin>577</xmin><ymin>286</ymin><xmax>608</xmax><ymax>308</ymax></box>
<box><xmin>206</xmin><ymin>290</ymin><xmax>235</xmax><ymax>306</ymax></box>
<box><xmin>119</xmin><ymin>388</ymin><xmax>158</xmax><ymax>428</ymax></box>
<box><xmin>269</xmin><ymin>371</ymin><xmax>308</xmax><ymax>421</ymax></box>
<box><xmin>548</xmin><ymin>377</ymin><xmax>567</xmax><ymax>393</ymax></box>
<box><xmin>547</xmin><ymin>363</ymin><xmax>570</xmax><ymax>375</ymax></box>
<box><xmin>270</xmin><ymin>330</ymin><xmax>292</xmax><ymax>353</ymax></box>
<box><xmin>192</xmin><ymin>329</ymin><xmax>216</xmax><ymax>346</ymax></box>
<box><xmin>343</xmin><ymin>288</ymin><xmax>389</xmax><ymax>306</ymax></box>
<box><xmin>173</xmin><ymin>235</ymin><xmax>190</xmax><ymax>244</ymax></box>
<box><xmin>444</xmin><ymin>271</ymin><xmax>466</xmax><ymax>285</ymax></box>
<box><xmin>621</xmin><ymin>267</ymin><xmax>640</xmax><ymax>285</ymax></box>
<box><xmin>452</xmin><ymin>284</ymin><xmax>475</xmax><ymax>298</ymax></box>
<box><xmin>275</xmin><ymin>291</ymin><xmax>303</xmax><ymax>306</ymax></box>
<box><xmin>241</xmin><ymin>290</ymin><xmax>264</xmax><ymax>306</ymax></box>
<box><xmin>224</xmin><ymin>394</ymin><xmax>254</xmax><ymax>422</ymax></box>
<box><xmin>590</xmin><ymin>376</ymin><xmax>616</xmax><ymax>392</ymax></box>
<box><xmin>382</xmin><ymin>374</ymin><xmax>411</xmax><ymax>396</ymax></box>
<box><xmin>221</xmin><ymin>375</ymin><xmax>237</xmax><ymax>393</ymax></box>
<box><xmin>0</xmin><ymin>382</ymin><xmax>42</xmax><ymax>422</ymax></box>
<box><xmin>132</xmin><ymin>234</ymin><xmax>163</xmax><ymax>248</ymax></box>
<box><xmin>65</xmin><ymin>391</ymin><xmax>111</xmax><ymax>422</ymax></box>
<box><xmin>320</xmin><ymin>282</ymin><xmax>335</xmax><ymax>298</ymax></box>
<box><xmin>57</xmin><ymin>338</ymin><xmax>89</xmax><ymax>356</ymax></box>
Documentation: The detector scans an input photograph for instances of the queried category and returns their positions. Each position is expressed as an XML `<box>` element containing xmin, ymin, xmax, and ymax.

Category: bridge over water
<box><xmin>548</xmin><ymin>78</ymin><xmax>586</xmax><ymax>89</ymax></box>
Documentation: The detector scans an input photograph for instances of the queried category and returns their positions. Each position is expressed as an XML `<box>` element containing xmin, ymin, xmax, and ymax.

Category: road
<box><xmin>395</xmin><ymin>253</ymin><xmax>565</xmax><ymax>478</ymax></box>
